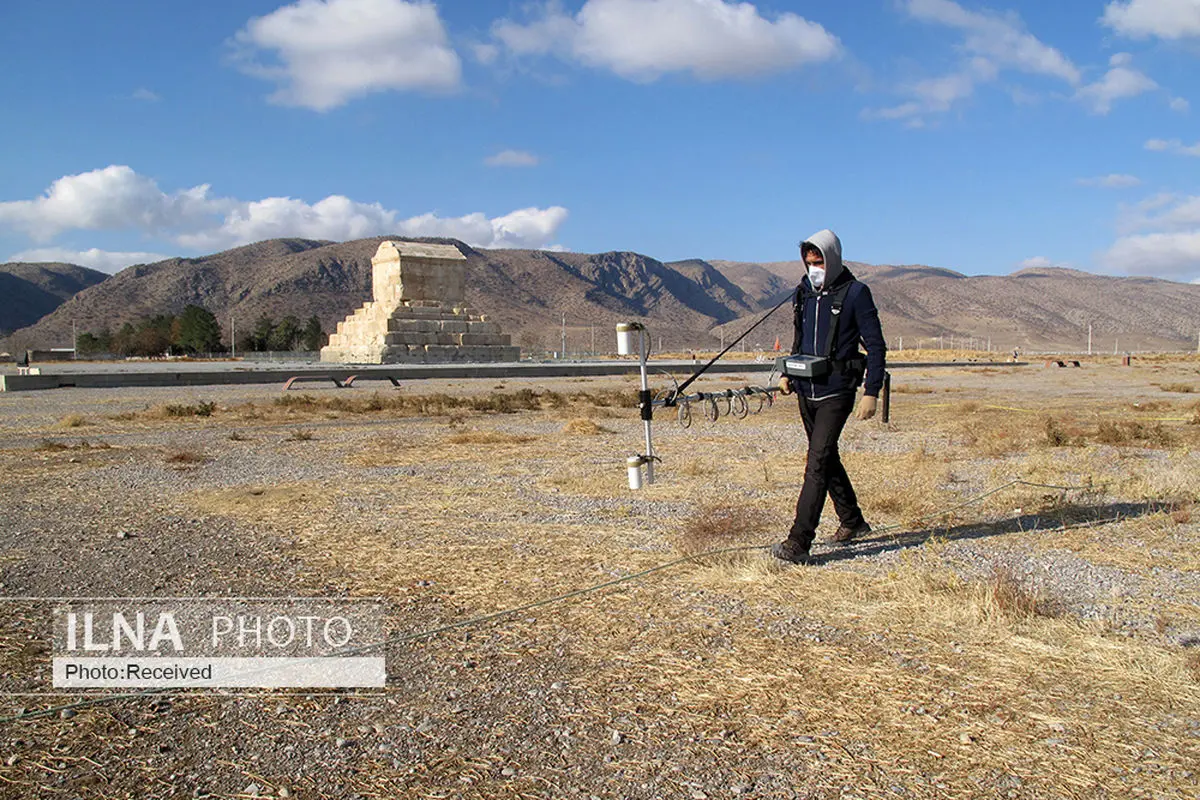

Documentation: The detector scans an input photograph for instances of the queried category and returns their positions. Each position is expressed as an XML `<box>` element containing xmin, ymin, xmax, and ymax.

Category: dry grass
<box><xmin>164</xmin><ymin>449</ymin><xmax>211</xmax><ymax>467</ymax></box>
<box><xmin>559</xmin><ymin>417</ymin><xmax>612</xmax><ymax>435</ymax></box>
<box><xmin>444</xmin><ymin>430</ymin><xmax>537</xmax><ymax>445</ymax></box>
<box><xmin>675</xmin><ymin>503</ymin><xmax>774</xmax><ymax>556</ymax></box>
<box><xmin>1158</xmin><ymin>382</ymin><xmax>1196</xmax><ymax>393</ymax></box>
<box><xmin>13</xmin><ymin>359</ymin><xmax>1200</xmax><ymax>799</ymax></box>
<box><xmin>55</xmin><ymin>413</ymin><xmax>87</xmax><ymax>428</ymax></box>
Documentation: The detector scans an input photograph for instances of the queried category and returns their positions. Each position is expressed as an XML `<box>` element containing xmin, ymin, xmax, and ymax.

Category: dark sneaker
<box><xmin>831</xmin><ymin>521</ymin><xmax>871</xmax><ymax>545</ymax></box>
<box><xmin>771</xmin><ymin>539</ymin><xmax>815</xmax><ymax>565</ymax></box>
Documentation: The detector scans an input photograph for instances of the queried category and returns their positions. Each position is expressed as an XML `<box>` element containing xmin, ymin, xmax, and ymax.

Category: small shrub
<box><xmin>160</xmin><ymin>401</ymin><xmax>216</xmax><ymax>417</ymax></box>
<box><xmin>1042</xmin><ymin>417</ymin><xmax>1081</xmax><ymax>447</ymax></box>
<box><xmin>165</xmin><ymin>450</ymin><xmax>210</xmax><ymax>466</ymax></box>
<box><xmin>287</xmin><ymin>429</ymin><xmax>315</xmax><ymax>442</ymax></box>
<box><xmin>228</xmin><ymin>430</ymin><xmax>250</xmax><ymax>442</ymax></box>
<box><xmin>677</xmin><ymin>504</ymin><xmax>773</xmax><ymax>556</ymax></box>
<box><xmin>1158</xmin><ymin>383</ymin><xmax>1196</xmax><ymax>394</ymax></box>
<box><xmin>57</xmin><ymin>414</ymin><xmax>86</xmax><ymax>429</ymax></box>
<box><xmin>35</xmin><ymin>439</ymin><xmax>69</xmax><ymax>452</ymax></box>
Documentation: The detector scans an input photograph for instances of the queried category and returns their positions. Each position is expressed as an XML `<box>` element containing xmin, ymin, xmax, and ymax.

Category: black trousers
<box><xmin>788</xmin><ymin>392</ymin><xmax>866</xmax><ymax>549</ymax></box>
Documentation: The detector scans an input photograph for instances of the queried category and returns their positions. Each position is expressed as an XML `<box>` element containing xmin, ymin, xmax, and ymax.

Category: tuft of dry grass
<box><xmin>56</xmin><ymin>414</ymin><xmax>87</xmax><ymax>428</ymax></box>
<box><xmin>1158</xmin><ymin>382</ymin><xmax>1196</xmax><ymax>393</ymax></box>
<box><xmin>676</xmin><ymin>503</ymin><xmax>773</xmax><ymax>556</ymax></box>
<box><xmin>1095</xmin><ymin>420</ymin><xmax>1175</xmax><ymax>447</ymax></box>
<box><xmin>286</xmin><ymin>429</ymin><xmax>315</xmax><ymax>442</ymax></box>
<box><xmin>165</xmin><ymin>450</ymin><xmax>210</xmax><ymax>467</ymax></box>
<box><xmin>559</xmin><ymin>418</ymin><xmax>612</xmax><ymax>435</ymax></box>
<box><xmin>444</xmin><ymin>430</ymin><xmax>537</xmax><ymax>445</ymax></box>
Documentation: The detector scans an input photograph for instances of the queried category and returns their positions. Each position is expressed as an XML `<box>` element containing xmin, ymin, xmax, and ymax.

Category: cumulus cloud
<box><xmin>7</xmin><ymin>247</ymin><xmax>170</xmax><ymax>273</ymax></box>
<box><xmin>179</xmin><ymin>198</ymin><xmax>568</xmax><ymax>251</ymax></box>
<box><xmin>1018</xmin><ymin>256</ymin><xmax>1053</xmax><ymax>269</ymax></box>
<box><xmin>132</xmin><ymin>88</ymin><xmax>161</xmax><ymax>102</ymax></box>
<box><xmin>0</xmin><ymin>165</ymin><xmax>569</xmax><ymax>256</ymax></box>
<box><xmin>0</xmin><ymin>165</ymin><xmax>230</xmax><ymax>241</ymax></box>
<box><xmin>904</xmin><ymin>0</ymin><xmax>1081</xmax><ymax>84</ymax></box>
<box><xmin>1105</xmin><ymin>192</ymin><xmax>1200</xmax><ymax>280</ymax></box>
<box><xmin>1170</xmin><ymin>96</ymin><xmax>1190</xmax><ymax>112</ymax></box>
<box><xmin>1102</xmin><ymin>231</ymin><xmax>1200</xmax><ymax>279</ymax></box>
<box><xmin>230</xmin><ymin>0</ymin><xmax>461</xmax><ymax>111</ymax></box>
<box><xmin>1145</xmin><ymin>137</ymin><xmax>1200</xmax><ymax>156</ymax></box>
<box><xmin>1077</xmin><ymin>174</ymin><xmax>1143</xmax><ymax>188</ymax></box>
<box><xmin>488</xmin><ymin>0</ymin><xmax>840</xmax><ymax>81</ymax></box>
<box><xmin>484</xmin><ymin>149</ymin><xmax>540</xmax><ymax>167</ymax></box>
<box><xmin>1102</xmin><ymin>0</ymin><xmax>1200</xmax><ymax>40</ymax></box>
<box><xmin>1075</xmin><ymin>52</ymin><xmax>1158</xmax><ymax>114</ymax></box>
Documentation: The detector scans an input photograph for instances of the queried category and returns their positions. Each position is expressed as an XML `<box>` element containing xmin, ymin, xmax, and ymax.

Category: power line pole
<box><xmin>231</xmin><ymin>315</ymin><xmax>236</xmax><ymax>359</ymax></box>
<box><xmin>560</xmin><ymin>313</ymin><xmax>566</xmax><ymax>360</ymax></box>
<box><xmin>71</xmin><ymin>320</ymin><xmax>77</xmax><ymax>359</ymax></box>
<box><xmin>1088</xmin><ymin>323</ymin><xmax>1093</xmax><ymax>355</ymax></box>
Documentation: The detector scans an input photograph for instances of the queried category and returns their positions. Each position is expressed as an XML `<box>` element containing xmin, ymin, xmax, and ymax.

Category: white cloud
<box><xmin>1145</xmin><ymin>137</ymin><xmax>1200</xmax><ymax>155</ymax></box>
<box><xmin>0</xmin><ymin>165</ymin><xmax>229</xmax><ymax>241</ymax></box>
<box><xmin>1102</xmin><ymin>231</ymin><xmax>1200</xmax><ymax>279</ymax></box>
<box><xmin>132</xmin><ymin>88</ymin><xmax>161</xmax><ymax>102</ymax></box>
<box><xmin>484</xmin><ymin>149</ymin><xmax>540</xmax><ymax>167</ymax></box>
<box><xmin>1075</xmin><ymin>52</ymin><xmax>1157</xmax><ymax>114</ymax></box>
<box><xmin>7</xmin><ymin>247</ymin><xmax>169</xmax><ymax>273</ymax></box>
<box><xmin>1018</xmin><ymin>256</ymin><xmax>1052</xmax><ymax>269</ymax></box>
<box><xmin>0</xmin><ymin>165</ymin><xmax>569</xmax><ymax>255</ymax></box>
<box><xmin>178</xmin><ymin>198</ymin><xmax>568</xmax><ymax>251</ymax></box>
<box><xmin>1170</xmin><ymin>96</ymin><xmax>1189</xmax><ymax>112</ymax></box>
<box><xmin>863</xmin><ymin>58</ymin><xmax>993</xmax><ymax>123</ymax></box>
<box><xmin>230</xmin><ymin>0</ymin><xmax>461</xmax><ymax>111</ymax></box>
<box><xmin>1103</xmin><ymin>0</ymin><xmax>1200</xmax><ymax>40</ymax></box>
<box><xmin>904</xmin><ymin>0</ymin><xmax>1081</xmax><ymax>83</ymax></box>
<box><xmin>1105</xmin><ymin>192</ymin><xmax>1200</xmax><ymax>280</ymax></box>
<box><xmin>870</xmin><ymin>1</ymin><xmax>1079</xmax><ymax>125</ymax></box>
<box><xmin>489</xmin><ymin>0</ymin><xmax>840</xmax><ymax>81</ymax></box>
<box><xmin>1076</xmin><ymin>174</ymin><xmax>1143</xmax><ymax>188</ymax></box>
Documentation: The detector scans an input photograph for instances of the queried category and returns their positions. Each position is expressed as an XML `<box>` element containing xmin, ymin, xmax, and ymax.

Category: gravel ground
<box><xmin>1</xmin><ymin>361</ymin><xmax>1199</xmax><ymax>799</ymax></box>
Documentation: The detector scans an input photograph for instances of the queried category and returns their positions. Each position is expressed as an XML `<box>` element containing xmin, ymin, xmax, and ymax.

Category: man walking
<box><xmin>773</xmin><ymin>229</ymin><xmax>887</xmax><ymax>565</ymax></box>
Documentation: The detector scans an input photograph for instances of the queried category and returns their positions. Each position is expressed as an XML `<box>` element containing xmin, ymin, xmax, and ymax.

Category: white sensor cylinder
<box><xmin>627</xmin><ymin>455</ymin><xmax>644</xmax><ymax>490</ymax></box>
<box><xmin>616</xmin><ymin>323</ymin><xmax>641</xmax><ymax>356</ymax></box>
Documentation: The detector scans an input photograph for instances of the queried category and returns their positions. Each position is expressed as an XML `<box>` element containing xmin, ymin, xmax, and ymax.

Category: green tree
<box><xmin>270</xmin><ymin>315</ymin><xmax>301</xmax><ymax>351</ymax></box>
<box><xmin>173</xmin><ymin>305</ymin><xmax>223</xmax><ymax>354</ymax></box>
<box><xmin>252</xmin><ymin>315</ymin><xmax>276</xmax><ymax>351</ymax></box>
<box><xmin>302</xmin><ymin>315</ymin><xmax>324</xmax><ymax>351</ymax></box>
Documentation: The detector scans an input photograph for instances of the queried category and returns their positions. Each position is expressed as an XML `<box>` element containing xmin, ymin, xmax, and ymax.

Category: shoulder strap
<box><xmin>822</xmin><ymin>280</ymin><xmax>860</xmax><ymax>358</ymax></box>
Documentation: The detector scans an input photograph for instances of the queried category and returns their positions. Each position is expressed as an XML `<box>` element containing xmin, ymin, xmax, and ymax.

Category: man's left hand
<box><xmin>856</xmin><ymin>395</ymin><xmax>878</xmax><ymax>421</ymax></box>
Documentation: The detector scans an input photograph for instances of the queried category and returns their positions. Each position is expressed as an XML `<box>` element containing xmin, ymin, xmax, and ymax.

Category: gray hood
<box><xmin>801</xmin><ymin>229</ymin><xmax>845</xmax><ymax>289</ymax></box>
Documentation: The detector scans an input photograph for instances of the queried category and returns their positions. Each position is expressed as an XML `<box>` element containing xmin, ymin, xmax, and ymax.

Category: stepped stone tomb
<box><xmin>320</xmin><ymin>241</ymin><xmax>520</xmax><ymax>364</ymax></box>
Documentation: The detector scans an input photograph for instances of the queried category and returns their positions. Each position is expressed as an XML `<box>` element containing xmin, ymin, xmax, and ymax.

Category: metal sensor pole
<box><xmin>617</xmin><ymin>322</ymin><xmax>655</xmax><ymax>489</ymax></box>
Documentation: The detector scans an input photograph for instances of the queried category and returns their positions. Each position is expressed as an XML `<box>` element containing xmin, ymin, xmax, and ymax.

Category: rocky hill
<box><xmin>5</xmin><ymin>239</ymin><xmax>1200</xmax><ymax>354</ymax></box>
<box><xmin>0</xmin><ymin>262</ymin><xmax>109</xmax><ymax>337</ymax></box>
<box><xmin>708</xmin><ymin>258</ymin><xmax>1200</xmax><ymax>353</ymax></box>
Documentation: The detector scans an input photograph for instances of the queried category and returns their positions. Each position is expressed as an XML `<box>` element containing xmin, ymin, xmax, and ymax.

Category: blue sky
<box><xmin>1</xmin><ymin>0</ymin><xmax>1199</xmax><ymax>282</ymax></box>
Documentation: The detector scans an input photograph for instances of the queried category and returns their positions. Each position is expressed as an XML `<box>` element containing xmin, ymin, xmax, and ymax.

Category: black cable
<box><xmin>670</xmin><ymin>293</ymin><xmax>793</xmax><ymax>402</ymax></box>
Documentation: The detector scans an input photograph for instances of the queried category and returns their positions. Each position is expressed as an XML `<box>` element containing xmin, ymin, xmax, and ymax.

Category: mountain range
<box><xmin>4</xmin><ymin>237</ymin><xmax>1199</xmax><ymax>354</ymax></box>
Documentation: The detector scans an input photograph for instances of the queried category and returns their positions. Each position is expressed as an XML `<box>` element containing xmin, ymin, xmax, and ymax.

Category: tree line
<box><xmin>75</xmin><ymin>306</ymin><xmax>326</xmax><ymax>357</ymax></box>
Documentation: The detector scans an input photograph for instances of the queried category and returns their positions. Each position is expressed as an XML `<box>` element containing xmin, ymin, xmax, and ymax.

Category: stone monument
<box><xmin>320</xmin><ymin>241</ymin><xmax>519</xmax><ymax>364</ymax></box>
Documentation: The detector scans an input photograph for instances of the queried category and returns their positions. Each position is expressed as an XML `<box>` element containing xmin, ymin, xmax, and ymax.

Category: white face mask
<box><xmin>807</xmin><ymin>266</ymin><xmax>826</xmax><ymax>290</ymax></box>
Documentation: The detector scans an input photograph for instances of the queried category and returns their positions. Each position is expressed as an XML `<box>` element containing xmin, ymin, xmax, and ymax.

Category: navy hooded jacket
<box><xmin>789</xmin><ymin>229</ymin><xmax>887</xmax><ymax>400</ymax></box>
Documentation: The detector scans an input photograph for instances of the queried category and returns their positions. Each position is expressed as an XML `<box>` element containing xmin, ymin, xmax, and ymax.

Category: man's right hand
<box><xmin>777</xmin><ymin>376</ymin><xmax>792</xmax><ymax>395</ymax></box>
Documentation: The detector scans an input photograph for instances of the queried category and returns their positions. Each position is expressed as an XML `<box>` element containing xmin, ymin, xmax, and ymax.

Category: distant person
<box><xmin>773</xmin><ymin>229</ymin><xmax>887</xmax><ymax>565</ymax></box>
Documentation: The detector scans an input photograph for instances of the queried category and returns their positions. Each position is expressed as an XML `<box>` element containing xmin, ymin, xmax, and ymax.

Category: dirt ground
<box><xmin>1</xmin><ymin>355</ymin><xmax>1199</xmax><ymax>799</ymax></box>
